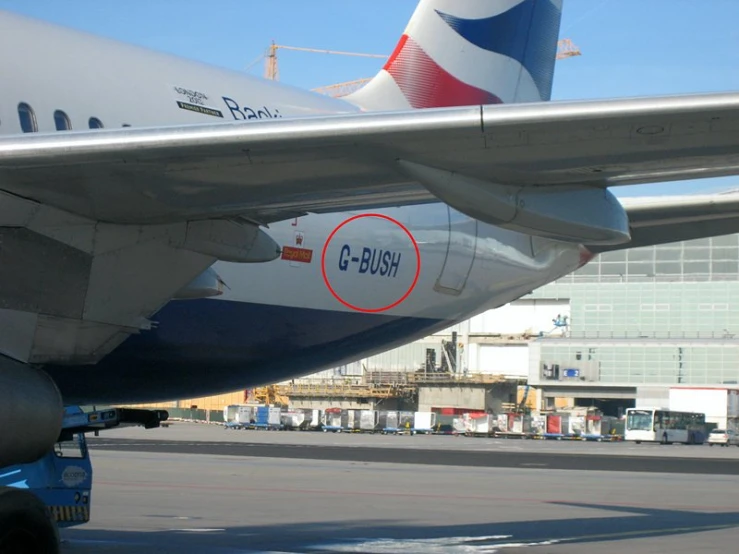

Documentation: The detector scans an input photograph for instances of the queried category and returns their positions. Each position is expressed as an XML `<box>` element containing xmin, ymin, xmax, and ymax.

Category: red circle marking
<box><xmin>321</xmin><ymin>213</ymin><xmax>421</xmax><ymax>313</ymax></box>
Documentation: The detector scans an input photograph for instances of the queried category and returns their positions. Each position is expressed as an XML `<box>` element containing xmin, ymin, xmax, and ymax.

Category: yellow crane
<box><xmin>259</xmin><ymin>38</ymin><xmax>581</xmax><ymax>98</ymax></box>
<box><xmin>556</xmin><ymin>38</ymin><xmax>582</xmax><ymax>60</ymax></box>
<box><xmin>245</xmin><ymin>385</ymin><xmax>290</xmax><ymax>407</ymax></box>
<box><xmin>263</xmin><ymin>41</ymin><xmax>387</xmax><ymax>82</ymax></box>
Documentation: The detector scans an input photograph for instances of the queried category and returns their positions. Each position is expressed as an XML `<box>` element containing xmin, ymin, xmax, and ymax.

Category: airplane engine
<box><xmin>0</xmin><ymin>363</ymin><xmax>63</xmax><ymax>467</ymax></box>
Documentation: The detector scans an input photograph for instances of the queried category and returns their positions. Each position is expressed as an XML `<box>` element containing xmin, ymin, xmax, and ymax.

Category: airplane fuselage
<box><xmin>0</xmin><ymin>11</ymin><xmax>585</xmax><ymax>403</ymax></box>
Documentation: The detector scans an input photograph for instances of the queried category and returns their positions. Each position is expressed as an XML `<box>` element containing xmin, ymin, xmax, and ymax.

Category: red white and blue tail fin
<box><xmin>345</xmin><ymin>0</ymin><xmax>563</xmax><ymax>111</ymax></box>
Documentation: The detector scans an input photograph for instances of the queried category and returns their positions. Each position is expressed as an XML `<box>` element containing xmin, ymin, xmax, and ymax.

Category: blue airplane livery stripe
<box><xmin>436</xmin><ymin>0</ymin><xmax>561</xmax><ymax>101</ymax></box>
<box><xmin>44</xmin><ymin>299</ymin><xmax>449</xmax><ymax>405</ymax></box>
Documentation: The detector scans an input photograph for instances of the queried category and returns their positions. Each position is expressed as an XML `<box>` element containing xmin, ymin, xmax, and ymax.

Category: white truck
<box><xmin>669</xmin><ymin>387</ymin><xmax>739</xmax><ymax>432</ymax></box>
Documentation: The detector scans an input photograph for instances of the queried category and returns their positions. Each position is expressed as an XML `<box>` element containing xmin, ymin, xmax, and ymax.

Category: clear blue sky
<box><xmin>2</xmin><ymin>0</ymin><xmax>739</xmax><ymax>196</ymax></box>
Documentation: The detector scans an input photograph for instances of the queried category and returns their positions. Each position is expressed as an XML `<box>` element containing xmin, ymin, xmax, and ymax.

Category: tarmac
<box><xmin>60</xmin><ymin>423</ymin><xmax>739</xmax><ymax>553</ymax></box>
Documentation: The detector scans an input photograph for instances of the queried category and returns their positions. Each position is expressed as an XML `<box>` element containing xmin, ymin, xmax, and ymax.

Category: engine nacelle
<box><xmin>399</xmin><ymin>160</ymin><xmax>631</xmax><ymax>245</ymax></box>
<box><xmin>0</xmin><ymin>362</ymin><xmax>63</xmax><ymax>467</ymax></box>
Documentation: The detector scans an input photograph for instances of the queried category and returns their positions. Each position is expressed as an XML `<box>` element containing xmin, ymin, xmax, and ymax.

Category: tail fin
<box><xmin>345</xmin><ymin>0</ymin><xmax>563</xmax><ymax>111</ymax></box>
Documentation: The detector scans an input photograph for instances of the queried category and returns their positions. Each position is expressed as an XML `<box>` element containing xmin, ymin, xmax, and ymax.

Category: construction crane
<box><xmin>244</xmin><ymin>385</ymin><xmax>289</xmax><ymax>407</ymax></box>
<box><xmin>263</xmin><ymin>41</ymin><xmax>387</xmax><ymax>82</ymax></box>
<box><xmin>556</xmin><ymin>38</ymin><xmax>582</xmax><ymax>60</ymax></box>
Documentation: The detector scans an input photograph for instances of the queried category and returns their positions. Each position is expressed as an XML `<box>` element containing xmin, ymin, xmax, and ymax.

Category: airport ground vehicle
<box><xmin>0</xmin><ymin>406</ymin><xmax>168</xmax><ymax>553</ymax></box>
<box><xmin>707</xmin><ymin>428</ymin><xmax>739</xmax><ymax>447</ymax></box>
<box><xmin>624</xmin><ymin>408</ymin><xmax>707</xmax><ymax>445</ymax></box>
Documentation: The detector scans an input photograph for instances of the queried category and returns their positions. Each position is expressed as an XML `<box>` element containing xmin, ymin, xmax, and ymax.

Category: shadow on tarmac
<box><xmin>60</xmin><ymin>501</ymin><xmax>739</xmax><ymax>553</ymax></box>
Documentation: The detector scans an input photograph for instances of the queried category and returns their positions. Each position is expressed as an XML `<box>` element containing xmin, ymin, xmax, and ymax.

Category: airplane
<box><xmin>4</xmin><ymin>0</ymin><xmax>739</xmax><ymax>474</ymax></box>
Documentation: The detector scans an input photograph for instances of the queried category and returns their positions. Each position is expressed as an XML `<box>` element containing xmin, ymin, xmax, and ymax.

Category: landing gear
<box><xmin>0</xmin><ymin>488</ymin><xmax>60</xmax><ymax>554</ymax></box>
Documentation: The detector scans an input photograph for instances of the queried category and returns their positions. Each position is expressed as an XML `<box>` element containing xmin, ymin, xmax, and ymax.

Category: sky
<box><xmin>2</xmin><ymin>0</ymin><xmax>739</xmax><ymax>197</ymax></box>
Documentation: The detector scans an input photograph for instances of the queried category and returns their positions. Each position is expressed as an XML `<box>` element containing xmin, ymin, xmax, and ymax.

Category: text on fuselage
<box><xmin>222</xmin><ymin>96</ymin><xmax>282</xmax><ymax>120</ymax></box>
<box><xmin>339</xmin><ymin>245</ymin><xmax>401</xmax><ymax>277</ymax></box>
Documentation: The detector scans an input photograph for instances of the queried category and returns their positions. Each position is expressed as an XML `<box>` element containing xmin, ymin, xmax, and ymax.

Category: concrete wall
<box><xmin>288</xmin><ymin>397</ymin><xmax>411</xmax><ymax>411</ymax></box>
<box><xmin>417</xmin><ymin>386</ymin><xmax>486</xmax><ymax>412</ymax></box>
<box><xmin>635</xmin><ymin>386</ymin><xmax>670</xmax><ymax>409</ymax></box>
<box><xmin>417</xmin><ymin>383</ymin><xmax>517</xmax><ymax>413</ymax></box>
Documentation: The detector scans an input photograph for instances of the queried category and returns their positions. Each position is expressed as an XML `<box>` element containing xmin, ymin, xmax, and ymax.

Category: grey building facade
<box><xmin>527</xmin><ymin>235</ymin><xmax>739</xmax><ymax>408</ymax></box>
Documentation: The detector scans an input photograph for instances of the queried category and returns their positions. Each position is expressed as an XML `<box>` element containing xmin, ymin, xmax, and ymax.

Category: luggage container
<box><xmin>341</xmin><ymin>409</ymin><xmax>361</xmax><ymax>431</ymax></box>
<box><xmin>280</xmin><ymin>410</ymin><xmax>305</xmax><ymax>430</ymax></box>
<box><xmin>451</xmin><ymin>416</ymin><xmax>466</xmax><ymax>435</ymax></box>
<box><xmin>398</xmin><ymin>411</ymin><xmax>414</xmax><ymax>433</ymax></box>
<box><xmin>359</xmin><ymin>410</ymin><xmax>378</xmax><ymax>432</ymax></box>
<box><xmin>299</xmin><ymin>409</ymin><xmax>322</xmax><ymax>430</ymax></box>
<box><xmin>581</xmin><ymin>414</ymin><xmax>605</xmax><ymax>441</ymax></box>
<box><xmin>377</xmin><ymin>410</ymin><xmax>394</xmax><ymax>431</ymax></box>
<box><xmin>466</xmin><ymin>414</ymin><xmax>495</xmax><ymax>436</ymax></box>
<box><xmin>582</xmin><ymin>415</ymin><xmax>623</xmax><ymax>441</ymax></box>
<box><xmin>530</xmin><ymin>414</ymin><xmax>547</xmax><ymax>436</ymax></box>
<box><xmin>585</xmin><ymin>415</ymin><xmax>602</xmax><ymax>436</ymax></box>
<box><xmin>268</xmin><ymin>407</ymin><xmax>282</xmax><ymax>427</ymax></box>
<box><xmin>223</xmin><ymin>405</ymin><xmax>240</xmax><ymax>424</ymax></box>
<box><xmin>236</xmin><ymin>406</ymin><xmax>256</xmax><ymax>426</ymax></box>
<box><xmin>568</xmin><ymin>415</ymin><xmax>586</xmax><ymax>436</ymax></box>
<box><xmin>254</xmin><ymin>406</ymin><xmax>282</xmax><ymax>429</ymax></box>
<box><xmin>412</xmin><ymin>411</ymin><xmax>437</xmax><ymax>434</ymax></box>
<box><xmin>382</xmin><ymin>411</ymin><xmax>401</xmax><ymax>433</ymax></box>
<box><xmin>506</xmin><ymin>413</ymin><xmax>531</xmax><ymax>435</ymax></box>
<box><xmin>494</xmin><ymin>414</ymin><xmax>509</xmax><ymax>433</ymax></box>
<box><xmin>255</xmin><ymin>406</ymin><xmax>269</xmax><ymax>426</ymax></box>
<box><xmin>545</xmin><ymin>413</ymin><xmax>570</xmax><ymax>438</ymax></box>
<box><xmin>432</xmin><ymin>414</ymin><xmax>455</xmax><ymax>434</ymax></box>
<box><xmin>323</xmin><ymin>408</ymin><xmax>343</xmax><ymax>432</ymax></box>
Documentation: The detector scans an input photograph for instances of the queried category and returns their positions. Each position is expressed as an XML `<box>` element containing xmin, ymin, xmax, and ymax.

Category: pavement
<box><xmin>58</xmin><ymin>423</ymin><xmax>739</xmax><ymax>553</ymax></box>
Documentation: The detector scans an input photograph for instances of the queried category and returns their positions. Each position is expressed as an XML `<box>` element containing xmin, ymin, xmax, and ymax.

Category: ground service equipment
<box><xmin>0</xmin><ymin>405</ymin><xmax>168</xmax><ymax>553</ymax></box>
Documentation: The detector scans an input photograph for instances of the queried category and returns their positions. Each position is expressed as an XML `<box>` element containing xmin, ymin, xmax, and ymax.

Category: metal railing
<box><xmin>278</xmin><ymin>381</ymin><xmax>414</xmax><ymax>399</ymax></box>
<box><xmin>364</xmin><ymin>371</ymin><xmax>513</xmax><ymax>385</ymax></box>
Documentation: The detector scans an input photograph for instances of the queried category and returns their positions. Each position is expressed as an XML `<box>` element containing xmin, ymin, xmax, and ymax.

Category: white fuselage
<box><xmin>0</xmin><ymin>11</ymin><xmax>584</xmax><ymax>403</ymax></box>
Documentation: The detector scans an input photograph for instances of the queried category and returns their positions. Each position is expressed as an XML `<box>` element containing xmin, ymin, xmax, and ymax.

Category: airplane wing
<box><xmin>3</xmin><ymin>91</ymin><xmax>739</xmax><ymax>366</ymax></box>
<box><xmin>2</xmin><ymin>91</ymin><xmax>739</xmax><ymax>232</ymax></box>
<box><xmin>590</xmin><ymin>193</ymin><xmax>739</xmax><ymax>253</ymax></box>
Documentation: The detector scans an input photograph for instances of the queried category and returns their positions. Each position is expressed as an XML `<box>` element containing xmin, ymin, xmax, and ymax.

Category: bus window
<box><xmin>54</xmin><ymin>110</ymin><xmax>72</xmax><ymax>131</ymax></box>
<box><xmin>88</xmin><ymin>117</ymin><xmax>104</xmax><ymax>129</ymax></box>
<box><xmin>18</xmin><ymin>102</ymin><xmax>37</xmax><ymax>133</ymax></box>
<box><xmin>626</xmin><ymin>409</ymin><xmax>652</xmax><ymax>431</ymax></box>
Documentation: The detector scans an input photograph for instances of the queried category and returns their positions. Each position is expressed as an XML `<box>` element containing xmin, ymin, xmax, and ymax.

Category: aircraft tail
<box><xmin>345</xmin><ymin>0</ymin><xmax>563</xmax><ymax>111</ymax></box>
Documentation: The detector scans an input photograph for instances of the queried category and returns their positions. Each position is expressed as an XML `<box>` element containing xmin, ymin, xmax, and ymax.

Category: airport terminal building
<box><xmin>527</xmin><ymin>234</ymin><xmax>739</xmax><ymax>411</ymax></box>
<box><xmin>315</xmin><ymin>233</ymin><xmax>739</xmax><ymax>415</ymax></box>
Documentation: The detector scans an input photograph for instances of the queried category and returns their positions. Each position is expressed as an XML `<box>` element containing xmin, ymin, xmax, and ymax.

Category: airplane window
<box><xmin>88</xmin><ymin>117</ymin><xmax>104</xmax><ymax>129</ymax></box>
<box><xmin>122</xmin><ymin>124</ymin><xmax>131</xmax><ymax>127</ymax></box>
<box><xmin>54</xmin><ymin>110</ymin><xmax>72</xmax><ymax>131</ymax></box>
<box><xmin>17</xmin><ymin>103</ymin><xmax>37</xmax><ymax>133</ymax></box>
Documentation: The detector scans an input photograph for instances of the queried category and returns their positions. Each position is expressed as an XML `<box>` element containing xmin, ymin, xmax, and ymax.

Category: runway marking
<box><xmin>307</xmin><ymin>524</ymin><xmax>737</xmax><ymax>553</ymax></box>
<box><xmin>170</xmin><ymin>528</ymin><xmax>226</xmax><ymax>532</ymax></box>
<box><xmin>311</xmin><ymin>535</ymin><xmax>518</xmax><ymax>553</ymax></box>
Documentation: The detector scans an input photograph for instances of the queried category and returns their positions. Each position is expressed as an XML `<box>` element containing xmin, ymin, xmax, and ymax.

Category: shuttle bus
<box><xmin>624</xmin><ymin>408</ymin><xmax>707</xmax><ymax>444</ymax></box>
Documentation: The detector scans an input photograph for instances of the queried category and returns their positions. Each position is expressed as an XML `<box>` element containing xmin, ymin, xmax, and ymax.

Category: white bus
<box><xmin>624</xmin><ymin>408</ymin><xmax>707</xmax><ymax>445</ymax></box>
